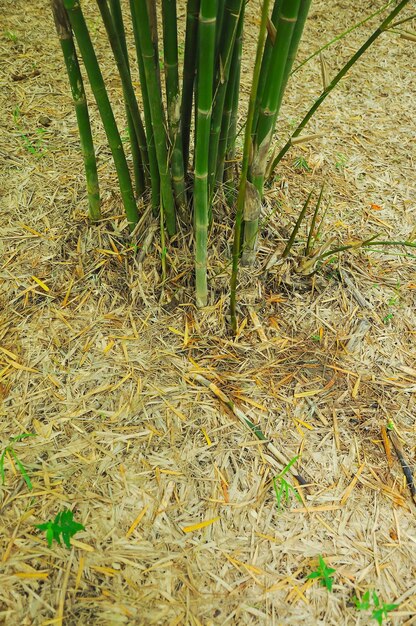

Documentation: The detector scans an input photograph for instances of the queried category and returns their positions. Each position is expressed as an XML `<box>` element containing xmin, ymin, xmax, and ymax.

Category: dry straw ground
<box><xmin>0</xmin><ymin>0</ymin><xmax>415</xmax><ymax>624</ymax></box>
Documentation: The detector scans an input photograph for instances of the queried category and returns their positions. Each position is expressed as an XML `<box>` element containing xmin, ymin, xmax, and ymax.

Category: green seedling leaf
<box><xmin>354</xmin><ymin>589</ymin><xmax>371</xmax><ymax>610</ymax></box>
<box><xmin>353</xmin><ymin>588</ymin><xmax>399</xmax><ymax>624</ymax></box>
<box><xmin>372</xmin><ymin>603</ymin><xmax>399</xmax><ymax>625</ymax></box>
<box><xmin>306</xmin><ymin>555</ymin><xmax>336</xmax><ymax>591</ymax></box>
<box><xmin>293</xmin><ymin>156</ymin><xmax>311</xmax><ymax>172</ymax></box>
<box><xmin>10</xmin><ymin>433</ymin><xmax>36</xmax><ymax>443</ymax></box>
<box><xmin>36</xmin><ymin>509</ymin><xmax>85</xmax><ymax>549</ymax></box>
<box><xmin>272</xmin><ymin>456</ymin><xmax>302</xmax><ymax>511</ymax></box>
<box><xmin>0</xmin><ymin>433</ymin><xmax>36</xmax><ymax>490</ymax></box>
<box><xmin>9</xmin><ymin>449</ymin><xmax>33</xmax><ymax>491</ymax></box>
<box><xmin>0</xmin><ymin>449</ymin><xmax>6</xmax><ymax>485</ymax></box>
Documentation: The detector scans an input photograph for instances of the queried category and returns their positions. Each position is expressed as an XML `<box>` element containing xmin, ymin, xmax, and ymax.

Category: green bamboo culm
<box><xmin>230</xmin><ymin>0</ymin><xmax>272</xmax><ymax>332</ymax></box>
<box><xmin>162</xmin><ymin>0</ymin><xmax>186</xmax><ymax>209</ymax></box>
<box><xmin>96</xmin><ymin>0</ymin><xmax>148</xmax><ymax>189</ymax></box>
<box><xmin>129</xmin><ymin>0</ymin><xmax>160</xmax><ymax>214</ymax></box>
<box><xmin>108</xmin><ymin>0</ymin><xmax>145</xmax><ymax>197</ymax></box>
<box><xmin>132</xmin><ymin>0</ymin><xmax>177</xmax><ymax>236</ymax></box>
<box><xmin>181</xmin><ymin>0</ymin><xmax>200</xmax><ymax>173</ymax></box>
<box><xmin>242</xmin><ymin>0</ymin><xmax>301</xmax><ymax>265</ymax></box>
<box><xmin>251</xmin><ymin>0</ymin><xmax>281</xmax><ymax>136</ymax></box>
<box><xmin>194</xmin><ymin>0</ymin><xmax>217</xmax><ymax>308</ymax></box>
<box><xmin>208</xmin><ymin>0</ymin><xmax>244</xmax><ymax>201</ymax></box>
<box><xmin>63</xmin><ymin>0</ymin><xmax>139</xmax><ymax>229</ymax></box>
<box><xmin>51</xmin><ymin>0</ymin><xmax>100</xmax><ymax>222</ymax></box>
<box><xmin>216</xmin><ymin>1</ymin><xmax>244</xmax><ymax>195</ymax></box>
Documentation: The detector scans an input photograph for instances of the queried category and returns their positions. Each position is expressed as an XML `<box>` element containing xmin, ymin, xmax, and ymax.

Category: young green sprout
<box><xmin>36</xmin><ymin>509</ymin><xmax>85</xmax><ymax>549</ymax></box>
<box><xmin>354</xmin><ymin>590</ymin><xmax>399</xmax><ymax>625</ymax></box>
<box><xmin>306</xmin><ymin>555</ymin><xmax>336</xmax><ymax>591</ymax></box>
<box><xmin>0</xmin><ymin>433</ymin><xmax>36</xmax><ymax>491</ymax></box>
<box><xmin>272</xmin><ymin>455</ymin><xmax>302</xmax><ymax>510</ymax></box>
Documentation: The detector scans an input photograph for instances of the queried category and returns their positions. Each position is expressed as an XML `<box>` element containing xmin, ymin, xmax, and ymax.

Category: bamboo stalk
<box><xmin>252</xmin><ymin>0</ymin><xmax>280</xmax><ymax>136</ymax></box>
<box><xmin>267</xmin><ymin>0</ymin><xmax>411</xmax><ymax>178</ymax></box>
<box><xmin>230</xmin><ymin>0</ymin><xmax>272</xmax><ymax>332</ymax></box>
<box><xmin>242</xmin><ymin>0</ymin><xmax>301</xmax><ymax>265</ymax></box>
<box><xmin>274</xmin><ymin>0</ymin><xmax>312</xmax><ymax>129</ymax></box>
<box><xmin>208</xmin><ymin>0</ymin><xmax>244</xmax><ymax>200</ymax></box>
<box><xmin>214</xmin><ymin>0</ymin><xmax>226</xmax><ymax>55</ymax></box>
<box><xmin>181</xmin><ymin>0</ymin><xmax>200</xmax><ymax>173</ymax></box>
<box><xmin>162</xmin><ymin>0</ymin><xmax>186</xmax><ymax>208</ymax></box>
<box><xmin>51</xmin><ymin>0</ymin><xmax>100</xmax><ymax>222</ymax></box>
<box><xmin>96</xmin><ymin>0</ymin><xmax>148</xmax><ymax>189</ymax></box>
<box><xmin>63</xmin><ymin>0</ymin><xmax>138</xmax><ymax>229</ymax></box>
<box><xmin>132</xmin><ymin>0</ymin><xmax>177</xmax><ymax>236</ymax></box>
<box><xmin>194</xmin><ymin>0</ymin><xmax>217</xmax><ymax>308</ymax></box>
<box><xmin>108</xmin><ymin>0</ymin><xmax>145</xmax><ymax>197</ymax></box>
<box><xmin>129</xmin><ymin>0</ymin><xmax>160</xmax><ymax>213</ymax></box>
<box><xmin>221</xmin><ymin>10</ymin><xmax>243</xmax><ymax>194</ymax></box>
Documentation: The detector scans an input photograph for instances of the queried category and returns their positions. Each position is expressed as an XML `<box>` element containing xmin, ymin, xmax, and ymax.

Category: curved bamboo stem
<box><xmin>242</xmin><ymin>0</ymin><xmax>301</xmax><ymax>265</ymax></box>
<box><xmin>208</xmin><ymin>0</ymin><xmax>244</xmax><ymax>200</ymax></box>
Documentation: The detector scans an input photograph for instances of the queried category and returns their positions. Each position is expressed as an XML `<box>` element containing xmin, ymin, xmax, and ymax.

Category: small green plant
<box><xmin>13</xmin><ymin>105</ymin><xmax>47</xmax><ymax>157</ymax></box>
<box><xmin>0</xmin><ymin>433</ymin><xmax>36</xmax><ymax>491</ymax></box>
<box><xmin>35</xmin><ymin>509</ymin><xmax>85</xmax><ymax>549</ymax></box>
<box><xmin>354</xmin><ymin>589</ymin><xmax>399</xmax><ymax>625</ymax></box>
<box><xmin>272</xmin><ymin>455</ymin><xmax>302</xmax><ymax>510</ymax></box>
<box><xmin>3</xmin><ymin>30</ymin><xmax>18</xmax><ymax>43</ymax></box>
<box><xmin>335</xmin><ymin>152</ymin><xmax>347</xmax><ymax>170</ymax></box>
<box><xmin>311</xmin><ymin>333</ymin><xmax>321</xmax><ymax>342</ymax></box>
<box><xmin>293</xmin><ymin>156</ymin><xmax>311</xmax><ymax>172</ymax></box>
<box><xmin>383</xmin><ymin>312</ymin><xmax>394</xmax><ymax>324</ymax></box>
<box><xmin>306</xmin><ymin>555</ymin><xmax>336</xmax><ymax>591</ymax></box>
<box><xmin>383</xmin><ymin>294</ymin><xmax>399</xmax><ymax>324</ymax></box>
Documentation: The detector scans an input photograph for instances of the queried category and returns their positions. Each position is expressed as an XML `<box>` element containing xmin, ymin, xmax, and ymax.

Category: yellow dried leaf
<box><xmin>32</xmin><ymin>275</ymin><xmax>49</xmax><ymax>292</ymax></box>
<box><xmin>183</xmin><ymin>517</ymin><xmax>220</xmax><ymax>533</ymax></box>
